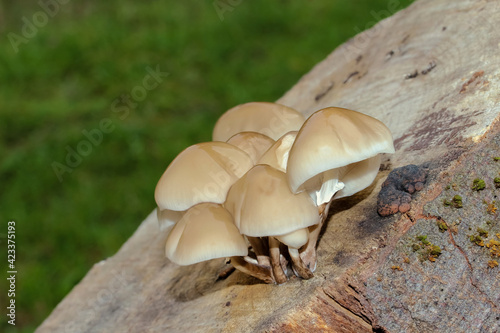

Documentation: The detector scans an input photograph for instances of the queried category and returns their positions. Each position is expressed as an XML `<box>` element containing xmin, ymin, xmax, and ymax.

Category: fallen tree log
<box><xmin>37</xmin><ymin>0</ymin><xmax>500</xmax><ymax>331</ymax></box>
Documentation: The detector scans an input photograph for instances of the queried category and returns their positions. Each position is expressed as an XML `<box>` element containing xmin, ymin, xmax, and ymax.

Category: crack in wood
<box><xmin>321</xmin><ymin>286</ymin><xmax>389</xmax><ymax>333</ymax></box>
<box><xmin>322</xmin><ymin>288</ymin><xmax>372</xmax><ymax>325</ymax></box>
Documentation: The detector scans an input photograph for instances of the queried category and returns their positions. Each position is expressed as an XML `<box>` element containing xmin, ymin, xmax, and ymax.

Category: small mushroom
<box><xmin>155</xmin><ymin>142</ymin><xmax>254</xmax><ymax>212</ymax></box>
<box><xmin>165</xmin><ymin>203</ymin><xmax>248</xmax><ymax>264</ymax></box>
<box><xmin>226</xmin><ymin>131</ymin><xmax>275</xmax><ymax>164</ymax></box>
<box><xmin>225</xmin><ymin>164</ymin><xmax>319</xmax><ymax>281</ymax></box>
<box><xmin>287</xmin><ymin>107</ymin><xmax>395</xmax><ymax>201</ymax></box>
<box><xmin>275</xmin><ymin>228</ymin><xmax>313</xmax><ymax>279</ymax></box>
<box><xmin>225</xmin><ymin>164</ymin><xmax>319</xmax><ymax>237</ymax></box>
<box><xmin>165</xmin><ymin>202</ymin><xmax>273</xmax><ymax>282</ymax></box>
<box><xmin>213</xmin><ymin>102</ymin><xmax>305</xmax><ymax>141</ymax></box>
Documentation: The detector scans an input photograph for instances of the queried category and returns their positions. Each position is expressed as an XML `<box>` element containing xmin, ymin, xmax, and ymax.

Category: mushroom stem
<box><xmin>230</xmin><ymin>256</ymin><xmax>274</xmax><ymax>284</ymax></box>
<box><xmin>288</xmin><ymin>247</ymin><xmax>314</xmax><ymax>279</ymax></box>
<box><xmin>300</xmin><ymin>201</ymin><xmax>332</xmax><ymax>271</ymax></box>
<box><xmin>243</xmin><ymin>255</ymin><xmax>259</xmax><ymax>265</ymax></box>
<box><xmin>247</xmin><ymin>236</ymin><xmax>272</xmax><ymax>268</ymax></box>
<box><xmin>268</xmin><ymin>238</ymin><xmax>288</xmax><ymax>284</ymax></box>
<box><xmin>299</xmin><ymin>225</ymin><xmax>319</xmax><ymax>272</ymax></box>
<box><xmin>279</xmin><ymin>243</ymin><xmax>289</xmax><ymax>276</ymax></box>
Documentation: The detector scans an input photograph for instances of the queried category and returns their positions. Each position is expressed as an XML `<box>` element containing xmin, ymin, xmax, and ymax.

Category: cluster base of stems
<box><xmin>229</xmin><ymin>200</ymin><xmax>333</xmax><ymax>284</ymax></box>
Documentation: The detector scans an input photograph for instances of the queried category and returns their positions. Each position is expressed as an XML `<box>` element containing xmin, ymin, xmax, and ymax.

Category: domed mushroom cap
<box><xmin>165</xmin><ymin>203</ymin><xmax>248</xmax><ymax>265</ymax></box>
<box><xmin>155</xmin><ymin>142</ymin><xmax>253</xmax><ymax>211</ymax></box>
<box><xmin>257</xmin><ymin>131</ymin><xmax>297</xmax><ymax>172</ymax></box>
<box><xmin>226</xmin><ymin>131</ymin><xmax>275</xmax><ymax>164</ymax></box>
<box><xmin>287</xmin><ymin>107</ymin><xmax>395</xmax><ymax>194</ymax></box>
<box><xmin>213</xmin><ymin>102</ymin><xmax>305</xmax><ymax>141</ymax></box>
<box><xmin>275</xmin><ymin>228</ymin><xmax>309</xmax><ymax>249</ymax></box>
<box><xmin>225</xmin><ymin>164</ymin><xmax>319</xmax><ymax>237</ymax></box>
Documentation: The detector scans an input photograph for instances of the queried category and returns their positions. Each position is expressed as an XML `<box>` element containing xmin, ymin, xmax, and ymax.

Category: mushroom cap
<box><xmin>287</xmin><ymin>107</ymin><xmax>394</xmax><ymax>193</ymax></box>
<box><xmin>225</xmin><ymin>164</ymin><xmax>319</xmax><ymax>237</ymax></box>
<box><xmin>275</xmin><ymin>228</ymin><xmax>309</xmax><ymax>249</ymax></box>
<box><xmin>257</xmin><ymin>131</ymin><xmax>298</xmax><ymax>172</ymax></box>
<box><xmin>165</xmin><ymin>203</ymin><xmax>248</xmax><ymax>265</ymax></box>
<box><xmin>226</xmin><ymin>131</ymin><xmax>275</xmax><ymax>164</ymax></box>
<box><xmin>155</xmin><ymin>142</ymin><xmax>253</xmax><ymax>211</ymax></box>
<box><xmin>212</xmin><ymin>102</ymin><xmax>305</xmax><ymax>141</ymax></box>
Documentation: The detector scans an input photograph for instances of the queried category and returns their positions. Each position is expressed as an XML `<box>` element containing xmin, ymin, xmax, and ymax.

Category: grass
<box><xmin>0</xmin><ymin>0</ymin><xmax>414</xmax><ymax>331</ymax></box>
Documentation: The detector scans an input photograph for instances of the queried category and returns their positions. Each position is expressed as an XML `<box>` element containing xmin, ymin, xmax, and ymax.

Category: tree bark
<box><xmin>37</xmin><ymin>0</ymin><xmax>500</xmax><ymax>332</ymax></box>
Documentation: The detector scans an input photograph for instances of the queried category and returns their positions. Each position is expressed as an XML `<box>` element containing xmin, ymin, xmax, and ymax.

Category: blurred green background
<box><xmin>0</xmin><ymin>0</ymin><xmax>414</xmax><ymax>331</ymax></box>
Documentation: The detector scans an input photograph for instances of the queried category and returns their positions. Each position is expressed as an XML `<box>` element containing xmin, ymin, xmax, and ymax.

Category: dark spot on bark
<box><xmin>343</xmin><ymin>71</ymin><xmax>360</xmax><ymax>84</ymax></box>
<box><xmin>332</xmin><ymin>250</ymin><xmax>354</xmax><ymax>267</ymax></box>
<box><xmin>377</xmin><ymin>165</ymin><xmax>427</xmax><ymax>217</ymax></box>
<box><xmin>225</xmin><ymin>301</ymin><xmax>231</xmax><ymax>306</ymax></box>
<box><xmin>379</xmin><ymin>163</ymin><xmax>392</xmax><ymax>171</ymax></box>
<box><xmin>421</xmin><ymin>61</ymin><xmax>437</xmax><ymax>75</ymax></box>
<box><xmin>385</xmin><ymin>50</ymin><xmax>394</xmax><ymax>61</ymax></box>
<box><xmin>315</xmin><ymin>82</ymin><xmax>334</xmax><ymax>101</ymax></box>
<box><xmin>442</xmin><ymin>26</ymin><xmax>447</xmax><ymax>31</ymax></box>
<box><xmin>109</xmin><ymin>305</ymin><xmax>120</xmax><ymax>314</ymax></box>
<box><xmin>405</xmin><ymin>70</ymin><xmax>418</xmax><ymax>80</ymax></box>
<box><xmin>356</xmin><ymin>55</ymin><xmax>363</xmax><ymax>63</ymax></box>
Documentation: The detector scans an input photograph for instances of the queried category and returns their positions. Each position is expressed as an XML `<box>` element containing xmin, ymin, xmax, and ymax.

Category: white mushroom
<box><xmin>165</xmin><ymin>203</ymin><xmax>273</xmax><ymax>283</ymax></box>
<box><xmin>155</xmin><ymin>142</ymin><xmax>253</xmax><ymax>212</ymax></box>
<box><xmin>286</xmin><ymin>107</ymin><xmax>395</xmax><ymax>270</ymax></box>
<box><xmin>225</xmin><ymin>164</ymin><xmax>319</xmax><ymax>281</ymax></box>
<box><xmin>165</xmin><ymin>203</ymin><xmax>248</xmax><ymax>264</ymax></box>
<box><xmin>287</xmin><ymin>107</ymin><xmax>394</xmax><ymax>202</ymax></box>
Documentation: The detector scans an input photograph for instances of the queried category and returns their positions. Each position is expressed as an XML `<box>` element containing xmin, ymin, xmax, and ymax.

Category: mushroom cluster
<box><xmin>155</xmin><ymin>102</ymin><xmax>394</xmax><ymax>284</ymax></box>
